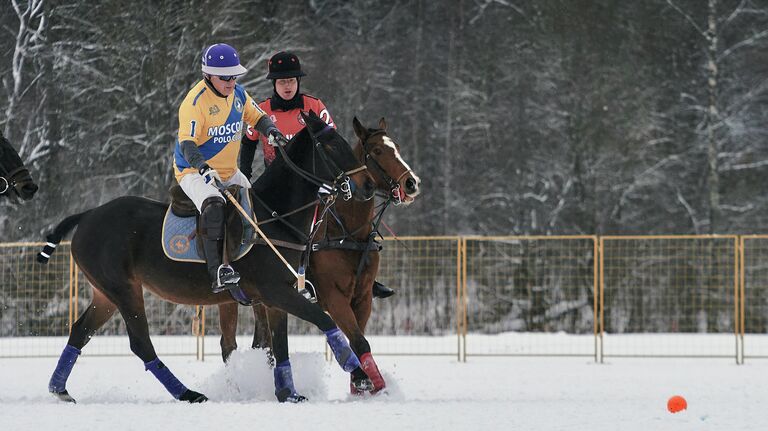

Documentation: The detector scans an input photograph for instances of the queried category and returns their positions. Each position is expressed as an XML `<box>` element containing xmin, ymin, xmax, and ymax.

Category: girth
<box><xmin>311</xmin><ymin>238</ymin><xmax>382</xmax><ymax>253</ymax></box>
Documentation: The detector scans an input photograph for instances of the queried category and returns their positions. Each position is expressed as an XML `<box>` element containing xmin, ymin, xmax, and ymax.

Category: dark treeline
<box><xmin>2</xmin><ymin>0</ymin><xmax>768</xmax><ymax>241</ymax></box>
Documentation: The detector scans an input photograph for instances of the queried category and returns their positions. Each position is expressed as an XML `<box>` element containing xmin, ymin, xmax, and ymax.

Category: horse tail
<box><xmin>36</xmin><ymin>211</ymin><xmax>89</xmax><ymax>264</ymax></box>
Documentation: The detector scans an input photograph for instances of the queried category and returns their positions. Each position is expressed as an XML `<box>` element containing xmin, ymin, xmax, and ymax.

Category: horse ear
<box><xmin>378</xmin><ymin>117</ymin><xmax>387</xmax><ymax>131</ymax></box>
<box><xmin>353</xmin><ymin>116</ymin><xmax>368</xmax><ymax>140</ymax></box>
<box><xmin>302</xmin><ymin>110</ymin><xmax>325</xmax><ymax>131</ymax></box>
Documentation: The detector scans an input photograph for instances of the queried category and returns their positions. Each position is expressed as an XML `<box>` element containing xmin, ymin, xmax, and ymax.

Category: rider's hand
<box><xmin>268</xmin><ymin>129</ymin><xmax>288</xmax><ymax>147</ymax></box>
<box><xmin>199</xmin><ymin>164</ymin><xmax>221</xmax><ymax>186</ymax></box>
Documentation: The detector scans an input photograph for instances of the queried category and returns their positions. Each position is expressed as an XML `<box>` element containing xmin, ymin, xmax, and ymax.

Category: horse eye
<box><xmin>373</xmin><ymin>148</ymin><xmax>383</xmax><ymax>156</ymax></box>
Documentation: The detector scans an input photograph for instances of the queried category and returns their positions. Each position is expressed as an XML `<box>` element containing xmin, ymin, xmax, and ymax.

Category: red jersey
<box><xmin>244</xmin><ymin>94</ymin><xmax>335</xmax><ymax>165</ymax></box>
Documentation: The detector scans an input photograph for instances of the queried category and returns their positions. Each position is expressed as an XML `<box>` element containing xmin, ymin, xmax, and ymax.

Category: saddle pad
<box><xmin>161</xmin><ymin>188</ymin><xmax>255</xmax><ymax>263</ymax></box>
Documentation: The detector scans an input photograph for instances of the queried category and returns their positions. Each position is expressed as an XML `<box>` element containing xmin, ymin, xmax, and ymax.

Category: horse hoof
<box><xmin>51</xmin><ymin>390</ymin><xmax>76</xmax><ymax>404</ymax></box>
<box><xmin>179</xmin><ymin>389</ymin><xmax>208</xmax><ymax>403</ymax></box>
<box><xmin>351</xmin><ymin>378</ymin><xmax>374</xmax><ymax>394</ymax></box>
<box><xmin>276</xmin><ymin>388</ymin><xmax>308</xmax><ymax>403</ymax></box>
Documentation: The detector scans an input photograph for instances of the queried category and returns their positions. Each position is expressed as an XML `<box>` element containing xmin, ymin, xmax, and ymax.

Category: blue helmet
<box><xmin>201</xmin><ymin>43</ymin><xmax>247</xmax><ymax>76</ymax></box>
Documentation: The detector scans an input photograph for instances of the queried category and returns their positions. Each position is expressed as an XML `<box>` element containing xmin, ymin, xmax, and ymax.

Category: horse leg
<box><xmin>252</xmin><ymin>304</ymin><xmax>274</xmax><ymax>362</ymax></box>
<box><xmin>259</xmin><ymin>285</ymin><xmax>363</xmax><ymax>378</ymax></box>
<box><xmin>260</xmin><ymin>307</ymin><xmax>304</xmax><ymax>403</ymax></box>
<box><xmin>116</xmin><ymin>284</ymin><xmax>207</xmax><ymax>403</ymax></box>
<box><xmin>218</xmin><ymin>302</ymin><xmax>239</xmax><ymax>362</ymax></box>
<box><xmin>325</xmin><ymin>285</ymin><xmax>385</xmax><ymax>394</ymax></box>
<box><xmin>353</xmin><ymin>263</ymin><xmax>387</xmax><ymax>393</ymax></box>
<box><xmin>49</xmin><ymin>288</ymin><xmax>117</xmax><ymax>403</ymax></box>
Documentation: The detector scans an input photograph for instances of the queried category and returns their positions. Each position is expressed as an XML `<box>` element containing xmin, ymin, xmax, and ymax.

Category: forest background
<box><xmin>2</xmin><ymin>0</ymin><xmax>768</xmax><ymax>241</ymax></box>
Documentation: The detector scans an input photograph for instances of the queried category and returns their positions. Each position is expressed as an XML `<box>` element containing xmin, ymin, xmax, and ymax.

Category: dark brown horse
<box><xmin>218</xmin><ymin>117</ymin><xmax>420</xmax><ymax>394</ymax></box>
<box><xmin>0</xmin><ymin>130</ymin><xmax>38</xmax><ymax>201</ymax></box>
<box><xmin>39</xmin><ymin>112</ymin><xmax>377</xmax><ymax>403</ymax></box>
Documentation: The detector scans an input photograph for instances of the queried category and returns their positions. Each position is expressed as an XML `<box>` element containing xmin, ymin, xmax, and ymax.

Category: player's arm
<box><xmin>243</xmin><ymin>92</ymin><xmax>283</xmax><ymax>138</ymax></box>
<box><xmin>178</xmin><ymin>102</ymin><xmax>208</xmax><ymax>171</ymax></box>
<box><xmin>240</xmin><ymin>127</ymin><xmax>260</xmax><ymax>181</ymax></box>
<box><xmin>316</xmin><ymin>99</ymin><xmax>335</xmax><ymax>128</ymax></box>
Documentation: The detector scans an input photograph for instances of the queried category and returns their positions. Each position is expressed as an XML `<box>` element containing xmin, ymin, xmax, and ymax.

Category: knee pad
<box><xmin>200</xmin><ymin>197</ymin><xmax>225</xmax><ymax>240</ymax></box>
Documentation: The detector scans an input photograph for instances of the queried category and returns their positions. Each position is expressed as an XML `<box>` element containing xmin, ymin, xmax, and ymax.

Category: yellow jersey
<box><xmin>173</xmin><ymin>80</ymin><xmax>264</xmax><ymax>181</ymax></box>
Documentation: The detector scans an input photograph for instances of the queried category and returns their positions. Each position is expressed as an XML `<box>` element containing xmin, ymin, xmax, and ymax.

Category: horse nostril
<box><xmin>405</xmin><ymin>178</ymin><xmax>417</xmax><ymax>194</ymax></box>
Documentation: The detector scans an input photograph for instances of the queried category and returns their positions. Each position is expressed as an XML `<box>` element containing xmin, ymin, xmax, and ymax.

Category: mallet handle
<box><xmin>220</xmin><ymin>187</ymin><xmax>299</xmax><ymax>279</ymax></box>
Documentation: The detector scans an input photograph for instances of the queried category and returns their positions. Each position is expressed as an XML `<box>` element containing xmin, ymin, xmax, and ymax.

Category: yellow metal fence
<box><xmin>2</xmin><ymin>236</ymin><xmax>765</xmax><ymax>363</ymax></box>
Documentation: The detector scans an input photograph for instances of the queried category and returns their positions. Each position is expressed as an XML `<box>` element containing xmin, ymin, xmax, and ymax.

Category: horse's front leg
<box><xmin>218</xmin><ymin>302</ymin><xmax>239</xmax><ymax>362</ymax></box>
<box><xmin>351</xmin><ymin>259</ymin><xmax>387</xmax><ymax>394</ymax></box>
<box><xmin>258</xmin><ymin>280</ymin><xmax>363</xmax><ymax>383</ymax></box>
<box><xmin>265</xmin><ymin>307</ymin><xmax>306</xmax><ymax>403</ymax></box>
<box><xmin>118</xmin><ymin>283</ymin><xmax>207</xmax><ymax>403</ymax></box>
<box><xmin>252</xmin><ymin>303</ymin><xmax>274</xmax><ymax>365</ymax></box>
<box><xmin>322</xmin><ymin>280</ymin><xmax>385</xmax><ymax>395</ymax></box>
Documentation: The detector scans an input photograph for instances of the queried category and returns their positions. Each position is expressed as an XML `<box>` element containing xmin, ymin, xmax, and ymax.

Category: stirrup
<box><xmin>296</xmin><ymin>280</ymin><xmax>317</xmax><ymax>303</ymax></box>
<box><xmin>212</xmin><ymin>265</ymin><xmax>240</xmax><ymax>294</ymax></box>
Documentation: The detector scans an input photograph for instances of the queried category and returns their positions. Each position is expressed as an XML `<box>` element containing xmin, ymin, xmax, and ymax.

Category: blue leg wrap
<box><xmin>144</xmin><ymin>357</ymin><xmax>188</xmax><ymax>399</ymax></box>
<box><xmin>49</xmin><ymin>344</ymin><xmax>81</xmax><ymax>393</ymax></box>
<box><xmin>274</xmin><ymin>360</ymin><xmax>297</xmax><ymax>396</ymax></box>
<box><xmin>324</xmin><ymin>328</ymin><xmax>360</xmax><ymax>372</ymax></box>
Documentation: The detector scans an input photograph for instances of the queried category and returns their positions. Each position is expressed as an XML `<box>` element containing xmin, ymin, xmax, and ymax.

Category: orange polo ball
<box><xmin>667</xmin><ymin>395</ymin><xmax>687</xmax><ymax>413</ymax></box>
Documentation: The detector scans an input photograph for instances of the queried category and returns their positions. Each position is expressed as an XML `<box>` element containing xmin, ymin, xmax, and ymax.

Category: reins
<box><xmin>275</xmin><ymin>124</ymin><xmax>368</xmax><ymax>201</ymax></box>
<box><xmin>217</xmin><ymin>121</ymin><xmax>368</xmax><ymax>305</ymax></box>
<box><xmin>0</xmin><ymin>166</ymin><xmax>30</xmax><ymax>196</ymax></box>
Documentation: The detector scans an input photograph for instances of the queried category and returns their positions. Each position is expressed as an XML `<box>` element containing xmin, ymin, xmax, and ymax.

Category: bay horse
<box><xmin>218</xmin><ymin>117</ymin><xmax>420</xmax><ymax>394</ymax></box>
<box><xmin>38</xmin><ymin>112</ymin><xmax>377</xmax><ymax>403</ymax></box>
<box><xmin>0</xmin><ymin>130</ymin><xmax>38</xmax><ymax>201</ymax></box>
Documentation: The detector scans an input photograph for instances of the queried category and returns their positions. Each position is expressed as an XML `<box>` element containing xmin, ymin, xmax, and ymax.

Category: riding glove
<box><xmin>199</xmin><ymin>164</ymin><xmax>222</xmax><ymax>185</ymax></box>
<box><xmin>268</xmin><ymin>129</ymin><xmax>289</xmax><ymax>147</ymax></box>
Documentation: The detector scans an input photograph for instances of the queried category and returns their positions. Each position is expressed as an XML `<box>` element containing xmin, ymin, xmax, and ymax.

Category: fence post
<box><xmin>738</xmin><ymin>236</ymin><xmax>744</xmax><ymax>365</ymax></box>
<box><xmin>598</xmin><ymin>237</ymin><xmax>605</xmax><ymax>363</ymax></box>
<box><xmin>593</xmin><ymin>236</ymin><xmax>599</xmax><ymax>363</ymax></box>
<box><xmin>462</xmin><ymin>237</ymin><xmax>468</xmax><ymax>362</ymax></box>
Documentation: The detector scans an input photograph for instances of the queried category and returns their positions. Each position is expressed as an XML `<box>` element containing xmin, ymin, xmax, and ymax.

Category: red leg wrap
<box><xmin>359</xmin><ymin>352</ymin><xmax>386</xmax><ymax>393</ymax></box>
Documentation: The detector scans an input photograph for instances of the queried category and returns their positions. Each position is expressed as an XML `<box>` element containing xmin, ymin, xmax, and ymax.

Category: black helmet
<box><xmin>265</xmin><ymin>51</ymin><xmax>306</xmax><ymax>80</ymax></box>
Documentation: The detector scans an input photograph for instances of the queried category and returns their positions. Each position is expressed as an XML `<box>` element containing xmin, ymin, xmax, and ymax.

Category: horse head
<box><xmin>0</xmin><ymin>130</ymin><xmax>38</xmax><ymax>201</ymax></box>
<box><xmin>353</xmin><ymin>117</ymin><xmax>421</xmax><ymax>205</ymax></box>
<box><xmin>299</xmin><ymin>111</ymin><xmax>375</xmax><ymax>202</ymax></box>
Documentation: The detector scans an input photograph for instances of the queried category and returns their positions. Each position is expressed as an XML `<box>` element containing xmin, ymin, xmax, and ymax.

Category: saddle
<box><xmin>162</xmin><ymin>184</ymin><xmax>255</xmax><ymax>263</ymax></box>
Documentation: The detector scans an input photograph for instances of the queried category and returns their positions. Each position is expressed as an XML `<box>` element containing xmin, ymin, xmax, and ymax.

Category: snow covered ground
<box><xmin>1</xmin><ymin>338</ymin><xmax>766</xmax><ymax>431</ymax></box>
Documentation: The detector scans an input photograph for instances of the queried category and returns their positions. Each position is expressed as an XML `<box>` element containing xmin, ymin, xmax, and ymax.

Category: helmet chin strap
<box><xmin>203</xmin><ymin>75</ymin><xmax>227</xmax><ymax>98</ymax></box>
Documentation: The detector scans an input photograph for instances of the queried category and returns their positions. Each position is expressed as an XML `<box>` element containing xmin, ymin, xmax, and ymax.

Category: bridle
<box><xmin>305</xmin><ymin>130</ymin><xmax>415</xmax><ymax>291</ymax></box>
<box><xmin>0</xmin><ymin>161</ymin><xmax>31</xmax><ymax>197</ymax></box>
<box><xmin>247</xmin><ymin>122</ymin><xmax>370</xmax><ymax>247</ymax></box>
<box><xmin>275</xmin><ymin>123</ymin><xmax>368</xmax><ymax>202</ymax></box>
<box><xmin>360</xmin><ymin>130</ymin><xmax>413</xmax><ymax>205</ymax></box>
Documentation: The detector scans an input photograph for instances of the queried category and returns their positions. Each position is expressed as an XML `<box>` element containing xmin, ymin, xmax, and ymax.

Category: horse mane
<box><xmin>251</xmin><ymin>126</ymin><xmax>311</xmax><ymax>195</ymax></box>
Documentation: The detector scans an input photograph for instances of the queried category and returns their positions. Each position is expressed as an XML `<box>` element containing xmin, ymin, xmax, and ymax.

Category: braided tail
<box><xmin>37</xmin><ymin>211</ymin><xmax>89</xmax><ymax>264</ymax></box>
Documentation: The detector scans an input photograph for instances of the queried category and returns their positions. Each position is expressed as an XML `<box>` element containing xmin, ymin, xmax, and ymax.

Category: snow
<box><xmin>1</xmin><ymin>337</ymin><xmax>766</xmax><ymax>430</ymax></box>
